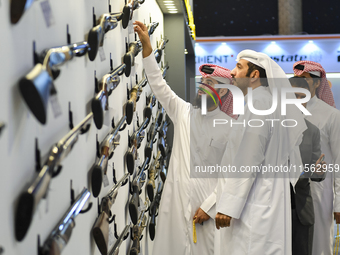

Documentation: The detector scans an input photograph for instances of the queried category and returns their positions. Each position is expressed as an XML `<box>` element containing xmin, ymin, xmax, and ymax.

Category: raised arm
<box><xmin>134</xmin><ymin>21</ymin><xmax>189</xmax><ymax>124</ymax></box>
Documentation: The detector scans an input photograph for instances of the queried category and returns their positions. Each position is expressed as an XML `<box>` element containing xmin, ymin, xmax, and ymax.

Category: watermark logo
<box><xmin>200</xmin><ymin>83</ymin><xmax>311</xmax><ymax>116</ymax></box>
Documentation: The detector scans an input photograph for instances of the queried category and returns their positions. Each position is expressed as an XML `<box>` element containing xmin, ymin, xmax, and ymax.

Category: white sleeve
<box><xmin>200</xmin><ymin>188</ymin><xmax>217</xmax><ymax>219</ymax></box>
<box><xmin>330</xmin><ymin>111</ymin><xmax>340</xmax><ymax>212</ymax></box>
<box><xmin>142</xmin><ymin>52</ymin><xmax>189</xmax><ymax>125</ymax></box>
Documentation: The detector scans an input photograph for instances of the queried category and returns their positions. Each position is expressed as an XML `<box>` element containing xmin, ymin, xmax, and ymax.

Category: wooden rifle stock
<box><xmin>146</xmin><ymin>151</ymin><xmax>162</xmax><ymax>201</ymax></box>
<box><xmin>92</xmin><ymin>173</ymin><xmax>129</xmax><ymax>255</ymax></box>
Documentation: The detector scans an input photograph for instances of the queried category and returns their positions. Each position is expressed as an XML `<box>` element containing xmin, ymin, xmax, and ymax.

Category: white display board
<box><xmin>0</xmin><ymin>0</ymin><xmax>165</xmax><ymax>255</ymax></box>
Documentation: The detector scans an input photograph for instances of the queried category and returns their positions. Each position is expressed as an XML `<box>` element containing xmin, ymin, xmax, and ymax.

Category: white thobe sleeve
<box><xmin>330</xmin><ymin>111</ymin><xmax>340</xmax><ymax>212</ymax></box>
<box><xmin>142</xmin><ymin>52</ymin><xmax>188</xmax><ymax>124</ymax></box>
<box><xmin>216</xmin><ymin>100</ymin><xmax>270</xmax><ymax>219</ymax></box>
<box><xmin>200</xmin><ymin>188</ymin><xmax>217</xmax><ymax>219</ymax></box>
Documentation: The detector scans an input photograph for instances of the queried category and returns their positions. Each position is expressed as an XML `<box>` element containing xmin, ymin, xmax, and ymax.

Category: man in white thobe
<box><xmin>215</xmin><ymin>50</ymin><xmax>307</xmax><ymax>255</ymax></box>
<box><xmin>134</xmin><ymin>21</ymin><xmax>233</xmax><ymax>255</ymax></box>
<box><xmin>293</xmin><ymin>61</ymin><xmax>340</xmax><ymax>255</ymax></box>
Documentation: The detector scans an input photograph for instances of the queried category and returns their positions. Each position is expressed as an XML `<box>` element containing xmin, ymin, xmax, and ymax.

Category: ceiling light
<box><xmin>164</xmin><ymin>0</ymin><xmax>174</xmax><ymax>2</ymax></box>
<box><xmin>165</xmin><ymin>3</ymin><xmax>175</xmax><ymax>5</ymax></box>
<box><xmin>169</xmin><ymin>11</ymin><xmax>178</xmax><ymax>13</ymax></box>
<box><xmin>309</xmin><ymin>40</ymin><xmax>313</xmax><ymax>43</ymax></box>
<box><xmin>167</xmin><ymin>7</ymin><xmax>177</xmax><ymax>9</ymax></box>
<box><xmin>271</xmin><ymin>41</ymin><xmax>276</xmax><ymax>44</ymax></box>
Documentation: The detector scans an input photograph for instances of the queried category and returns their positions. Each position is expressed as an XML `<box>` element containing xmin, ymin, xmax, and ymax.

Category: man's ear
<box><xmin>250</xmin><ymin>70</ymin><xmax>260</xmax><ymax>83</ymax></box>
<box><xmin>313</xmin><ymin>79</ymin><xmax>321</xmax><ymax>90</ymax></box>
<box><xmin>219</xmin><ymin>88</ymin><xmax>229</xmax><ymax>97</ymax></box>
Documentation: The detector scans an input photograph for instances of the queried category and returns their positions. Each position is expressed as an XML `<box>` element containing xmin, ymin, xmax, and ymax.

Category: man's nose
<box><xmin>230</xmin><ymin>68</ymin><xmax>236</xmax><ymax>77</ymax></box>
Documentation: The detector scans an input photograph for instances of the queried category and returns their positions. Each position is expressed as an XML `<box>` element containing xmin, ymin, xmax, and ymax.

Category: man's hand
<box><xmin>215</xmin><ymin>212</ymin><xmax>232</xmax><ymax>230</ymax></box>
<box><xmin>335</xmin><ymin>212</ymin><xmax>340</xmax><ymax>224</ymax></box>
<box><xmin>315</xmin><ymin>153</ymin><xmax>326</xmax><ymax>175</ymax></box>
<box><xmin>133</xmin><ymin>21</ymin><xmax>152</xmax><ymax>58</ymax></box>
<box><xmin>193</xmin><ymin>208</ymin><xmax>210</xmax><ymax>224</ymax></box>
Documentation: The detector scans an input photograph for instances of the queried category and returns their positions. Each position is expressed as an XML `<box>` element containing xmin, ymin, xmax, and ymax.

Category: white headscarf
<box><xmin>237</xmin><ymin>50</ymin><xmax>307</xmax><ymax>185</ymax></box>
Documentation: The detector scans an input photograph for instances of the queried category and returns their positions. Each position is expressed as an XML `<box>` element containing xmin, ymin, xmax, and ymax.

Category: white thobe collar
<box><xmin>307</xmin><ymin>95</ymin><xmax>318</xmax><ymax>110</ymax></box>
<box><xmin>205</xmin><ymin>106</ymin><xmax>221</xmax><ymax>117</ymax></box>
<box><xmin>245</xmin><ymin>86</ymin><xmax>265</xmax><ymax>103</ymax></box>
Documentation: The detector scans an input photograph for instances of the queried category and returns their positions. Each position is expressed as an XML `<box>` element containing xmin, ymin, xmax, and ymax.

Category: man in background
<box><xmin>289</xmin><ymin>76</ymin><xmax>326</xmax><ymax>255</ymax></box>
<box><xmin>293</xmin><ymin>61</ymin><xmax>340</xmax><ymax>255</ymax></box>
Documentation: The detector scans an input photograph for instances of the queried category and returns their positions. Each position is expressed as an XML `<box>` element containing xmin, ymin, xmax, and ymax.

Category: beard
<box><xmin>193</xmin><ymin>93</ymin><xmax>218</xmax><ymax>109</ymax></box>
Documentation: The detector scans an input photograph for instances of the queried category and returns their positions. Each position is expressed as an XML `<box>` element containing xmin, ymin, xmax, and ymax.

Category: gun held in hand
<box><xmin>14</xmin><ymin>113</ymin><xmax>93</xmax><ymax>242</ymax></box>
<box><xmin>92</xmin><ymin>173</ymin><xmax>129</xmax><ymax>255</ymax></box>
<box><xmin>88</xmin><ymin>13</ymin><xmax>123</xmax><ymax>61</ymax></box>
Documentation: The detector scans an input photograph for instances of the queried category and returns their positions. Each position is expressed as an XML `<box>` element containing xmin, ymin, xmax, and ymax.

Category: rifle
<box><xmin>88</xmin><ymin>12</ymin><xmax>124</xmax><ymax>61</ymax></box>
<box><xmin>92</xmin><ymin>173</ymin><xmax>129</xmax><ymax>255</ymax></box>
<box><xmin>91</xmin><ymin>116</ymin><xmax>127</xmax><ymax>197</ymax></box>
<box><xmin>92</xmin><ymin>63</ymin><xmax>127</xmax><ymax>129</ymax></box>
<box><xmin>18</xmin><ymin>41</ymin><xmax>89</xmax><ymax>124</ymax></box>
<box><xmin>129</xmin><ymin>158</ymin><xmax>149</xmax><ymax>225</ymax></box>
<box><xmin>125</xmin><ymin>117</ymin><xmax>149</xmax><ymax>175</ymax></box>
<box><xmin>147</xmin><ymin>21</ymin><xmax>159</xmax><ymax>36</ymax></box>
<box><xmin>158</xmin><ymin>114</ymin><xmax>171</xmax><ymax>157</ymax></box>
<box><xmin>38</xmin><ymin>188</ymin><xmax>91</xmax><ymax>255</ymax></box>
<box><xmin>146</xmin><ymin>151</ymin><xmax>162</xmax><ymax>202</ymax></box>
<box><xmin>108</xmin><ymin>224</ymin><xmax>130</xmax><ymax>255</ymax></box>
<box><xmin>125</xmin><ymin>75</ymin><xmax>148</xmax><ymax>125</ymax></box>
<box><xmin>10</xmin><ymin>0</ymin><xmax>34</xmax><ymax>24</ymax></box>
<box><xmin>143</xmin><ymin>93</ymin><xmax>156</xmax><ymax>123</ymax></box>
<box><xmin>161</xmin><ymin>62</ymin><xmax>170</xmax><ymax>79</ymax></box>
<box><xmin>14</xmin><ymin>113</ymin><xmax>93</xmax><ymax>242</ymax></box>
<box><xmin>123</xmin><ymin>40</ymin><xmax>142</xmax><ymax>79</ymax></box>
<box><xmin>160</xmin><ymin>146</ymin><xmax>171</xmax><ymax>182</ymax></box>
<box><xmin>122</xmin><ymin>0</ymin><xmax>146</xmax><ymax>29</ymax></box>
<box><xmin>149</xmin><ymin>180</ymin><xmax>163</xmax><ymax>241</ymax></box>
<box><xmin>154</xmin><ymin>38</ymin><xmax>169</xmax><ymax>63</ymax></box>
<box><xmin>129</xmin><ymin>205</ymin><xmax>148</xmax><ymax>255</ymax></box>
<box><xmin>144</xmin><ymin>107</ymin><xmax>164</xmax><ymax>159</ymax></box>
